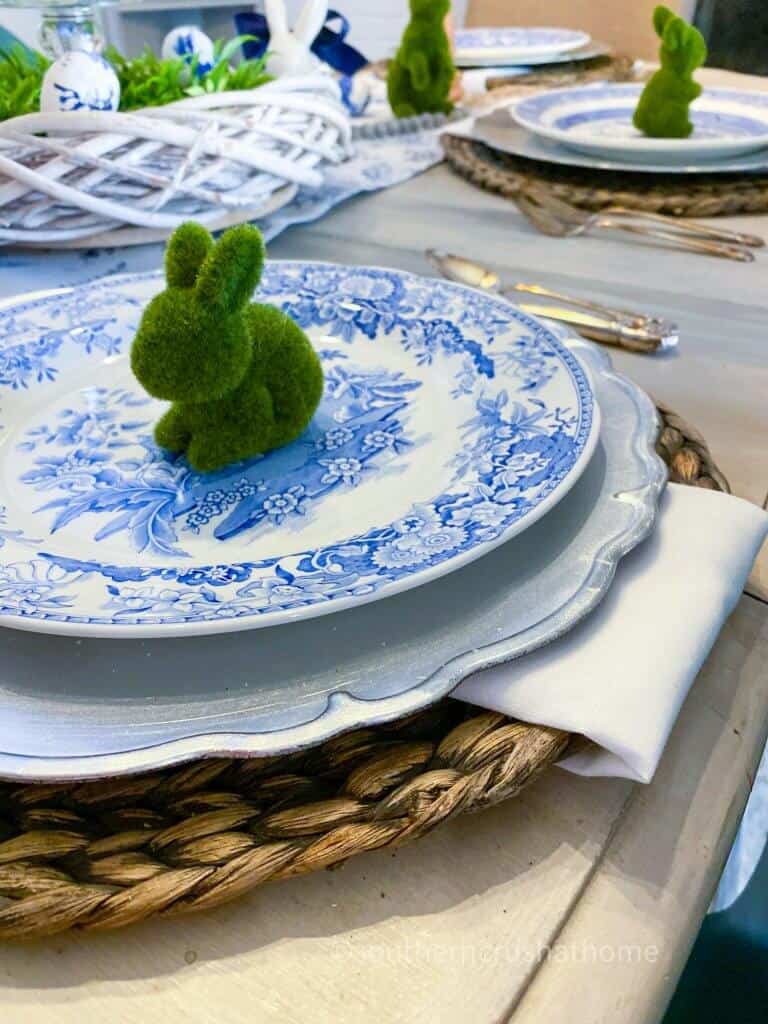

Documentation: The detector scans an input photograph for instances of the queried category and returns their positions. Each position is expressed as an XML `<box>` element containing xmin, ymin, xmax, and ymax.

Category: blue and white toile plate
<box><xmin>0</xmin><ymin>263</ymin><xmax>598</xmax><ymax>638</ymax></box>
<box><xmin>514</xmin><ymin>84</ymin><xmax>768</xmax><ymax>164</ymax></box>
<box><xmin>454</xmin><ymin>26</ymin><xmax>591</xmax><ymax>67</ymax></box>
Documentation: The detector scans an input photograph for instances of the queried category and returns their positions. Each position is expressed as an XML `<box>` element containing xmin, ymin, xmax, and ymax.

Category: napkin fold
<box><xmin>454</xmin><ymin>484</ymin><xmax>768</xmax><ymax>782</ymax></box>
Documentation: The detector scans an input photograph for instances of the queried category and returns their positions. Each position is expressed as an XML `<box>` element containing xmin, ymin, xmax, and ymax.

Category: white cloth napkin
<box><xmin>454</xmin><ymin>484</ymin><xmax>768</xmax><ymax>783</ymax></box>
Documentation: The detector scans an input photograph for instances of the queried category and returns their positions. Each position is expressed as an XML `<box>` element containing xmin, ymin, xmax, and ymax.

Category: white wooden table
<box><xmin>2</xmin><ymin>70</ymin><xmax>767</xmax><ymax>1024</ymax></box>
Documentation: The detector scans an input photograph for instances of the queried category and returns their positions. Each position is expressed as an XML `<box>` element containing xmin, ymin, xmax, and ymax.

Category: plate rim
<box><xmin>0</xmin><ymin>337</ymin><xmax>665</xmax><ymax>781</ymax></box>
<box><xmin>513</xmin><ymin>83</ymin><xmax>768</xmax><ymax>159</ymax></box>
<box><xmin>0</xmin><ymin>262</ymin><xmax>600</xmax><ymax>639</ymax></box>
<box><xmin>480</xmin><ymin>111</ymin><xmax>768</xmax><ymax>174</ymax></box>
<box><xmin>453</xmin><ymin>41</ymin><xmax>611</xmax><ymax>69</ymax></box>
<box><xmin>455</xmin><ymin>25</ymin><xmax>591</xmax><ymax>61</ymax></box>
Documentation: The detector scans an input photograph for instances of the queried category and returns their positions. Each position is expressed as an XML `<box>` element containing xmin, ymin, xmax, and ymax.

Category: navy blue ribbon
<box><xmin>234</xmin><ymin>9</ymin><xmax>368</xmax><ymax>76</ymax></box>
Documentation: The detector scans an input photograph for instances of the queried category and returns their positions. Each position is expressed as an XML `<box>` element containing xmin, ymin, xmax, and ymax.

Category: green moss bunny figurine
<box><xmin>131</xmin><ymin>222</ymin><xmax>323</xmax><ymax>473</ymax></box>
<box><xmin>633</xmin><ymin>5</ymin><xmax>707</xmax><ymax>139</ymax></box>
<box><xmin>387</xmin><ymin>0</ymin><xmax>455</xmax><ymax>118</ymax></box>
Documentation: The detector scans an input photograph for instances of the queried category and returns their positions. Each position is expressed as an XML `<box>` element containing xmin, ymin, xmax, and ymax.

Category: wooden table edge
<box><xmin>507</xmin><ymin>592</ymin><xmax>768</xmax><ymax>1023</ymax></box>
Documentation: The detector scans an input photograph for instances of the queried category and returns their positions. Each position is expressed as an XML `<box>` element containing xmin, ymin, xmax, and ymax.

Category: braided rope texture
<box><xmin>483</xmin><ymin>54</ymin><xmax>640</xmax><ymax>93</ymax></box>
<box><xmin>0</xmin><ymin>406</ymin><xmax>728</xmax><ymax>940</ymax></box>
<box><xmin>441</xmin><ymin>134</ymin><xmax>768</xmax><ymax>218</ymax></box>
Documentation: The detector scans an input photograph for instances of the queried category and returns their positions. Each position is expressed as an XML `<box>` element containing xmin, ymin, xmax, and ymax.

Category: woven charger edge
<box><xmin>0</xmin><ymin>405</ymin><xmax>730</xmax><ymax>939</ymax></box>
<box><xmin>441</xmin><ymin>134</ymin><xmax>768</xmax><ymax>218</ymax></box>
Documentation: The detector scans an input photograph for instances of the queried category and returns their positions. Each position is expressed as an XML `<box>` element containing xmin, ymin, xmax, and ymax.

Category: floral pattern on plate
<box><xmin>0</xmin><ymin>262</ymin><xmax>597</xmax><ymax>636</ymax></box>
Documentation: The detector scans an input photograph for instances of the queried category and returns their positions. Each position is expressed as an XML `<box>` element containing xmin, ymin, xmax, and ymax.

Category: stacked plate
<box><xmin>0</xmin><ymin>263</ymin><xmax>665</xmax><ymax>779</ymax></box>
<box><xmin>504</xmin><ymin>82</ymin><xmax>768</xmax><ymax>174</ymax></box>
<box><xmin>453</xmin><ymin>25</ymin><xmax>609</xmax><ymax>71</ymax></box>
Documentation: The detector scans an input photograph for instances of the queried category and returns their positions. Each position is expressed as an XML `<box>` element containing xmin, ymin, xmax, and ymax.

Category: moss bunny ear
<box><xmin>662</xmin><ymin>17</ymin><xmax>684</xmax><ymax>53</ymax></box>
<box><xmin>683</xmin><ymin>25</ymin><xmax>708</xmax><ymax>70</ymax></box>
<box><xmin>653</xmin><ymin>4</ymin><xmax>676</xmax><ymax>38</ymax></box>
<box><xmin>165</xmin><ymin>222</ymin><xmax>214</xmax><ymax>288</ymax></box>
<box><xmin>195</xmin><ymin>224</ymin><xmax>266</xmax><ymax>315</ymax></box>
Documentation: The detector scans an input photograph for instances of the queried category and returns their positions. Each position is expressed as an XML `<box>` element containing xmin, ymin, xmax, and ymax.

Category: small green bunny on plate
<box><xmin>633</xmin><ymin>5</ymin><xmax>708</xmax><ymax>139</ymax></box>
<box><xmin>131</xmin><ymin>222</ymin><xmax>323</xmax><ymax>473</ymax></box>
<box><xmin>387</xmin><ymin>0</ymin><xmax>455</xmax><ymax>117</ymax></box>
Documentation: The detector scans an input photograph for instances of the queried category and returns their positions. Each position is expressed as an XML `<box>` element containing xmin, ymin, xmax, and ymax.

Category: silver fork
<box><xmin>522</xmin><ymin>183</ymin><xmax>764</xmax><ymax>249</ymax></box>
<box><xmin>516</xmin><ymin>189</ymin><xmax>756</xmax><ymax>262</ymax></box>
<box><xmin>599</xmin><ymin>204</ymin><xmax>764</xmax><ymax>249</ymax></box>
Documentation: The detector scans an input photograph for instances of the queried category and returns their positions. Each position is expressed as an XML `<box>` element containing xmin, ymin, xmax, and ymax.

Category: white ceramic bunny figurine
<box><xmin>264</xmin><ymin>0</ymin><xmax>328</xmax><ymax>77</ymax></box>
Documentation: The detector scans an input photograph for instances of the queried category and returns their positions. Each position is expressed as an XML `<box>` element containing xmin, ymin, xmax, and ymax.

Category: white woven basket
<box><xmin>0</xmin><ymin>74</ymin><xmax>353</xmax><ymax>249</ymax></box>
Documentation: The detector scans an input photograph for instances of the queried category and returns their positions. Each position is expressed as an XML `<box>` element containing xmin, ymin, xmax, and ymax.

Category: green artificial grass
<box><xmin>0</xmin><ymin>44</ymin><xmax>50</xmax><ymax>121</ymax></box>
<box><xmin>387</xmin><ymin>0</ymin><xmax>455</xmax><ymax>118</ymax></box>
<box><xmin>633</xmin><ymin>5</ymin><xmax>707</xmax><ymax>138</ymax></box>
<box><xmin>0</xmin><ymin>37</ymin><xmax>269</xmax><ymax>121</ymax></box>
<box><xmin>131</xmin><ymin>222</ymin><xmax>323</xmax><ymax>474</ymax></box>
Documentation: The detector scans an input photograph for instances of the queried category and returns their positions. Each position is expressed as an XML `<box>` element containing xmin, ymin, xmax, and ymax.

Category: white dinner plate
<box><xmin>454</xmin><ymin>26</ymin><xmax>591</xmax><ymax>68</ymax></box>
<box><xmin>514</xmin><ymin>83</ymin><xmax>768</xmax><ymax>164</ymax></box>
<box><xmin>0</xmin><ymin>262</ymin><xmax>599</xmax><ymax>638</ymax></box>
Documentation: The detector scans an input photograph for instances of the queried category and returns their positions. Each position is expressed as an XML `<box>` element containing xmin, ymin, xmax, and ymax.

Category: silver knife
<box><xmin>426</xmin><ymin>250</ymin><xmax>678</xmax><ymax>352</ymax></box>
<box><xmin>516</xmin><ymin>304</ymin><xmax>678</xmax><ymax>352</ymax></box>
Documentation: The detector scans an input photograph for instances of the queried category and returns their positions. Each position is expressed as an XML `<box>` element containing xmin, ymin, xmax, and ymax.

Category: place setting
<box><xmin>0</xmin><ymin>11</ymin><xmax>766</xmax><ymax>1021</ymax></box>
<box><xmin>444</xmin><ymin>7</ymin><xmax>768</xmax><ymax>252</ymax></box>
<box><xmin>450</xmin><ymin>19</ymin><xmax>626</xmax><ymax>104</ymax></box>
<box><xmin>0</xmin><ymin>202</ymin><xmax>764</xmax><ymax>939</ymax></box>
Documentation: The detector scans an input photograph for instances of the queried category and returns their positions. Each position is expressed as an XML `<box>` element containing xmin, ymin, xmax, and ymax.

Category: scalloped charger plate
<box><xmin>469</xmin><ymin>108</ymin><xmax>768</xmax><ymax>175</ymax></box>
<box><xmin>0</xmin><ymin>263</ymin><xmax>599</xmax><ymax>638</ymax></box>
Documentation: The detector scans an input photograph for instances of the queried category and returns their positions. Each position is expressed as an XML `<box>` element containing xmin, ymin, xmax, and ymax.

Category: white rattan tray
<box><xmin>0</xmin><ymin>74</ymin><xmax>352</xmax><ymax>247</ymax></box>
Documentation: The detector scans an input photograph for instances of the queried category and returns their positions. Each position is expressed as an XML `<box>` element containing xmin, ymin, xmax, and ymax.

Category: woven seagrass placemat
<box><xmin>442</xmin><ymin>134</ymin><xmax>768</xmax><ymax>218</ymax></box>
<box><xmin>482</xmin><ymin>53</ymin><xmax>639</xmax><ymax>93</ymax></box>
<box><xmin>0</xmin><ymin>404</ymin><xmax>728</xmax><ymax>940</ymax></box>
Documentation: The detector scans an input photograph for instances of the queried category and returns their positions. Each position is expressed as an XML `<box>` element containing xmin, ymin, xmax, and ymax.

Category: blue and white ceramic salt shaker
<box><xmin>40</xmin><ymin>51</ymin><xmax>121</xmax><ymax>114</ymax></box>
<box><xmin>161</xmin><ymin>26</ymin><xmax>215</xmax><ymax>76</ymax></box>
